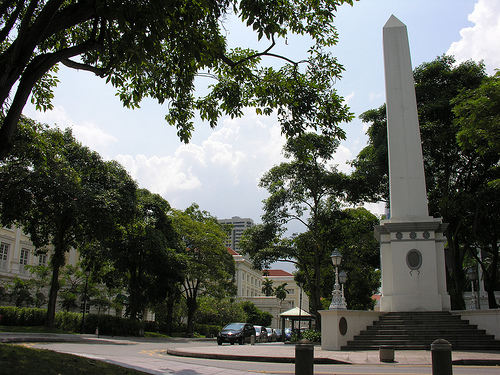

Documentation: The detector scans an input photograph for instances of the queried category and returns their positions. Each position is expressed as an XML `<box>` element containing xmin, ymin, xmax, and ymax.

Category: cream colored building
<box><xmin>0</xmin><ymin>225</ymin><xmax>79</xmax><ymax>281</ymax></box>
<box><xmin>229</xmin><ymin>247</ymin><xmax>308</xmax><ymax>329</ymax></box>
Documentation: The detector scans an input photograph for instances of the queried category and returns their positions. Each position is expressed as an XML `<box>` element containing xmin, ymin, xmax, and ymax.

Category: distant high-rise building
<box><xmin>218</xmin><ymin>216</ymin><xmax>254</xmax><ymax>252</ymax></box>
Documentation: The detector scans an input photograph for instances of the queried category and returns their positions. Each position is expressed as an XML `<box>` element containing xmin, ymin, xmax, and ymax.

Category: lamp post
<box><xmin>329</xmin><ymin>249</ymin><xmax>347</xmax><ymax>310</ymax></box>
<box><xmin>81</xmin><ymin>267</ymin><xmax>90</xmax><ymax>334</ymax></box>
<box><xmin>339</xmin><ymin>270</ymin><xmax>347</xmax><ymax>309</ymax></box>
<box><xmin>297</xmin><ymin>281</ymin><xmax>303</xmax><ymax>340</ymax></box>
<box><xmin>467</xmin><ymin>267</ymin><xmax>478</xmax><ymax>310</ymax></box>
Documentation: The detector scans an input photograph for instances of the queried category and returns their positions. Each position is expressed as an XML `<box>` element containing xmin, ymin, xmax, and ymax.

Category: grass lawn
<box><xmin>0</xmin><ymin>344</ymin><xmax>149</xmax><ymax>374</ymax></box>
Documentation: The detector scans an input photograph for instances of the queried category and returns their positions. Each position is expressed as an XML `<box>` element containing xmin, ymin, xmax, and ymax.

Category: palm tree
<box><xmin>262</xmin><ymin>278</ymin><xmax>274</xmax><ymax>296</ymax></box>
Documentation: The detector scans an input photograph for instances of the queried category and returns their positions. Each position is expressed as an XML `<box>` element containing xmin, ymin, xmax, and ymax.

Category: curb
<box><xmin>165</xmin><ymin>348</ymin><xmax>350</xmax><ymax>365</ymax></box>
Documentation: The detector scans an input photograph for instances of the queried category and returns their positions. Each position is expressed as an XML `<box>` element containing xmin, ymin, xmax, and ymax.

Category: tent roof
<box><xmin>279</xmin><ymin>307</ymin><xmax>312</xmax><ymax>317</ymax></box>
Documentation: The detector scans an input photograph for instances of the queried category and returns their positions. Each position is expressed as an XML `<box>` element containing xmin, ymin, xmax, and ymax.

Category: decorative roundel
<box><xmin>406</xmin><ymin>249</ymin><xmax>422</xmax><ymax>270</ymax></box>
<box><xmin>396</xmin><ymin>232</ymin><xmax>403</xmax><ymax>240</ymax></box>
<box><xmin>410</xmin><ymin>232</ymin><xmax>417</xmax><ymax>239</ymax></box>
<box><xmin>339</xmin><ymin>317</ymin><xmax>348</xmax><ymax>336</ymax></box>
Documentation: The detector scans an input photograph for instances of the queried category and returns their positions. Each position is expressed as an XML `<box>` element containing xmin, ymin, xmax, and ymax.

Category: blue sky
<box><xmin>24</xmin><ymin>0</ymin><xmax>500</xmax><ymax>241</ymax></box>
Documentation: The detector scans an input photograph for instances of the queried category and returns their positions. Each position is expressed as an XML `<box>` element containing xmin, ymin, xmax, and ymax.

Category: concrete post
<box><xmin>250</xmin><ymin>335</ymin><xmax>256</xmax><ymax>345</ymax></box>
<box><xmin>379</xmin><ymin>345</ymin><xmax>395</xmax><ymax>362</ymax></box>
<box><xmin>431</xmin><ymin>339</ymin><xmax>453</xmax><ymax>375</ymax></box>
<box><xmin>295</xmin><ymin>339</ymin><xmax>314</xmax><ymax>375</ymax></box>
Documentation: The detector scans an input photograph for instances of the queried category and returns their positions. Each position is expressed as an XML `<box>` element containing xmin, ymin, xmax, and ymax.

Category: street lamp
<box><xmin>81</xmin><ymin>267</ymin><xmax>90</xmax><ymax>334</ymax></box>
<box><xmin>297</xmin><ymin>281</ymin><xmax>303</xmax><ymax>340</ymax></box>
<box><xmin>339</xmin><ymin>270</ymin><xmax>347</xmax><ymax>308</ymax></box>
<box><xmin>329</xmin><ymin>250</ymin><xmax>347</xmax><ymax>310</ymax></box>
<box><xmin>467</xmin><ymin>267</ymin><xmax>478</xmax><ymax>310</ymax></box>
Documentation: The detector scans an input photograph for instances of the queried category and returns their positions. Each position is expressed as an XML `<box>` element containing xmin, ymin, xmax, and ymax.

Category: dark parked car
<box><xmin>217</xmin><ymin>323</ymin><xmax>256</xmax><ymax>345</ymax></box>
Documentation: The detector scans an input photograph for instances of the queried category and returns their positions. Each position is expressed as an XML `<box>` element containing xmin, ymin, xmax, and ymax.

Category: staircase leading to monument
<box><xmin>342</xmin><ymin>311</ymin><xmax>500</xmax><ymax>351</ymax></box>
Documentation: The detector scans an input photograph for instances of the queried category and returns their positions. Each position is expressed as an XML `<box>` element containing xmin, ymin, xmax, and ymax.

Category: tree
<box><xmin>194</xmin><ymin>296</ymin><xmax>246</xmax><ymax>326</ymax></box>
<box><xmin>274</xmin><ymin>283</ymin><xmax>289</xmax><ymax>304</ymax></box>
<box><xmin>172</xmin><ymin>204</ymin><xmax>236</xmax><ymax>333</ymax></box>
<box><xmin>241</xmin><ymin>132</ymin><xmax>349</xmax><ymax>327</ymax></box>
<box><xmin>86</xmin><ymin>188</ymin><xmax>186</xmax><ymax>320</ymax></box>
<box><xmin>6</xmin><ymin>277</ymin><xmax>34</xmax><ymax>307</ymax></box>
<box><xmin>262</xmin><ymin>278</ymin><xmax>274</xmax><ymax>296</ymax></box>
<box><xmin>0</xmin><ymin>0</ymin><xmax>354</xmax><ymax>159</ymax></box>
<box><xmin>241</xmin><ymin>301</ymin><xmax>273</xmax><ymax>327</ymax></box>
<box><xmin>0</xmin><ymin>118</ymin><xmax>137</xmax><ymax>325</ymax></box>
<box><xmin>453</xmin><ymin>71</ymin><xmax>500</xmax><ymax>156</ymax></box>
<box><xmin>350</xmin><ymin>56</ymin><xmax>499</xmax><ymax>309</ymax></box>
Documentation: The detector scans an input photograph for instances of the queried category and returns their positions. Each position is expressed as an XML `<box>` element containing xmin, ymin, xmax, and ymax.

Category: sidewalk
<box><xmin>166</xmin><ymin>342</ymin><xmax>500</xmax><ymax>366</ymax></box>
<box><xmin>2</xmin><ymin>333</ymin><xmax>500</xmax><ymax>366</ymax></box>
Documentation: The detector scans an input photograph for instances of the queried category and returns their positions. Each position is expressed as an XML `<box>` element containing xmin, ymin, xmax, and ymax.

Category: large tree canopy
<box><xmin>0</xmin><ymin>0</ymin><xmax>354</xmax><ymax>158</ymax></box>
<box><xmin>0</xmin><ymin>117</ymin><xmax>137</xmax><ymax>325</ymax></box>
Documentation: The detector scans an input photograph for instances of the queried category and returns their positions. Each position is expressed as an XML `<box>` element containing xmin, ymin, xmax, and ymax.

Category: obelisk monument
<box><xmin>375</xmin><ymin>15</ymin><xmax>451</xmax><ymax>311</ymax></box>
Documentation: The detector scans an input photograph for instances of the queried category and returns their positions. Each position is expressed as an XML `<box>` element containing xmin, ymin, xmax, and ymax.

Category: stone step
<box><xmin>342</xmin><ymin>311</ymin><xmax>500</xmax><ymax>351</ymax></box>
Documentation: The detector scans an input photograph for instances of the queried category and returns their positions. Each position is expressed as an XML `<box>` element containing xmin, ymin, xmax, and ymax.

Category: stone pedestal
<box><xmin>375</xmin><ymin>220</ymin><xmax>451</xmax><ymax>311</ymax></box>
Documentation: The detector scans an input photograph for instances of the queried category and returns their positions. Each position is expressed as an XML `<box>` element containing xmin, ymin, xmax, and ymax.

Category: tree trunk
<box><xmin>45</xmin><ymin>245</ymin><xmax>66</xmax><ymax>327</ymax></box>
<box><xmin>186</xmin><ymin>295</ymin><xmax>197</xmax><ymax>334</ymax></box>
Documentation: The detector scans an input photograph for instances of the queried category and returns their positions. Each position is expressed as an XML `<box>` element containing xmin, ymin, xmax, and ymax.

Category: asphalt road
<box><xmin>20</xmin><ymin>337</ymin><xmax>500</xmax><ymax>375</ymax></box>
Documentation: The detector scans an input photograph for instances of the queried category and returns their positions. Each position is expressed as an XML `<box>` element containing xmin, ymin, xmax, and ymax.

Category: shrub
<box><xmin>295</xmin><ymin>329</ymin><xmax>321</xmax><ymax>343</ymax></box>
<box><xmin>0</xmin><ymin>306</ymin><xmax>45</xmax><ymax>326</ymax></box>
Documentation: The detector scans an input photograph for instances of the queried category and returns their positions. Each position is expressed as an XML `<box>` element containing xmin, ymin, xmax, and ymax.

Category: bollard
<box><xmin>379</xmin><ymin>345</ymin><xmax>395</xmax><ymax>362</ymax></box>
<box><xmin>431</xmin><ymin>339</ymin><xmax>453</xmax><ymax>375</ymax></box>
<box><xmin>251</xmin><ymin>334</ymin><xmax>256</xmax><ymax>345</ymax></box>
<box><xmin>295</xmin><ymin>339</ymin><xmax>314</xmax><ymax>375</ymax></box>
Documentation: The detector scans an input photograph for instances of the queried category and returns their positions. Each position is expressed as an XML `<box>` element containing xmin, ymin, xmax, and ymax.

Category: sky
<box><xmin>23</xmin><ymin>0</ymin><xmax>500</xmax><ymax>258</ymax></box>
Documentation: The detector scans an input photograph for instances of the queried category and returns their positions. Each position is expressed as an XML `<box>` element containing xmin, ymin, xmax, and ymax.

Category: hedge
<box><xmin>0</xmin><ymin>306</ymin><xmax>145</xmax><ymax>336</ymax></box>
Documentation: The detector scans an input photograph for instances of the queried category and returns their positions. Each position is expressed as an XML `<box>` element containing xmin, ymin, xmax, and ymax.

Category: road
<box><xmin>21</xmin><ymin>337</ymin><xmax>499</xmax><ymax>375</ymax></box>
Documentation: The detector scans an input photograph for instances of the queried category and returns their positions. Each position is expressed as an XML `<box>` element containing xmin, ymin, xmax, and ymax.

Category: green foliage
<box><xmin>0</xmin><ymin>0</ymin><xmax>354</xmax><ymax>159</ymax></box>
<box><xmin>86</xmin><ymin>188</ymin><xmax>185</xmax><ymax>321</ymax></box>
<box><xmin>4</xmin><ymin>277</ymin><xmax>34</xmax><ymax>307</ymax></box>
<box><xmin>453</xmin><ymin>70</ymin><xmax>500</xmax><ymax>156</ymax></box>
<box><xmin>261</xmin><ymin>278</ymin><xmax>274</xmax><ymax>296</ymax></box>
<box><xmin>0</xmin><ymin>306</ymin><xmax>46</xmax><ymax>326</ymax></box>
<box><xmin>193</xmin><ymin>296</ymin><xmax>246</xmax><ymax>326</ymax></box>
<box><xmin>275</xmin><ymin>283</ymin><xmax>289</xmax><ymax>303</ymax></box>
<box><xmin>297</xmin><ymin>329</ymin><xmax>321</xmax><ymax>343</ymax></box>
<box><xmin>242</xmin><ymin>133</ymin><xmax>376</xmax><ymax>327</ymax></box>
<box><xmin>240</xmin><ymin>301</ymin><xmax>272</xmax><ymax>326</ymax></box>
<box><xmin>172</xmin><ymin>204</ymin><xmax>236</xmax><ymax>333</ymax></box>
<box><xmin>0</xmin><ymin>119</ymin><xmax>138</xmax><ymax>325</ymax></box>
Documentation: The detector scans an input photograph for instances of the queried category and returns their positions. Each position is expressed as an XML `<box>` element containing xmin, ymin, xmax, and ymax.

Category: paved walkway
<box><xmin>167</xmin><ymin>342</ymin><xmax>500</xmax><ymax>366</ymax></box>
<box><xmin>2</xmin><ymin>333</ymin><xmax>500</xmax><ymax>366</ymax></box>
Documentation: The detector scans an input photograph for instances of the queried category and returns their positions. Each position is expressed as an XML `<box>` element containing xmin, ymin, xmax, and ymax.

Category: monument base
<box><xmin>320</xmin><ymin>309</ymin><xmax>383</xmax><ymax>351</ymax></box>
<box><xmin>375</xmin><ymin>219</ymin><xmax>451</xmax><ymax>312</ymax></box>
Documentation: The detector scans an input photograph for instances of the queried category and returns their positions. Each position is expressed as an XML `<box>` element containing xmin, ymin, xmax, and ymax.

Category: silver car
<box><xmin>254</xmin><ymin>325</ymin><xmax>268</xmax><ymax>343</ymax></box>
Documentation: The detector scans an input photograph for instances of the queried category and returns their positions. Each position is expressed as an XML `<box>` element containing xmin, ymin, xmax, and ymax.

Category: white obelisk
<box><xmin>375</xmin><ymin>15</ymin><xmax>450</xmax><ymax>312</ymax></box>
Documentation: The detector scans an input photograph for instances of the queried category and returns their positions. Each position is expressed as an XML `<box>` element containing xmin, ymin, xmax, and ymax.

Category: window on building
<box><xmin>38</xmin><ymin>254</ymin><xmax>47</xmax><ymax>266</ymax></box>
<box><xmin>80</xmin><ymin>301</ymin><xmax>90</xmax><ymax>314</ymax></box>
<box><xmin>0</xmin><ymin>243</ymin><xmax>9</xmax><ymax>271</ymax></box>
<box><xmin>20</xmin><ymin>248</ymin><xmax>30</xmax><ymax>274</ymax></box>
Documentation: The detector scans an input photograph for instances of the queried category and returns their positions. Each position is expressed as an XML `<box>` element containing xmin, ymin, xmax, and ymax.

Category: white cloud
<box><xmin>116</xmin><ymin>153</ymin><xmax>202</xmax><ymax>197</ymax></box>
<box><xmin>25</xmin><ymin>105</ymin><xmax>117</xmax><ymax>151</ymax></box>
<box><xmin>447</xmin><ymin>0</ymin><xmax>500</xmax><ymax>74</ymax></box>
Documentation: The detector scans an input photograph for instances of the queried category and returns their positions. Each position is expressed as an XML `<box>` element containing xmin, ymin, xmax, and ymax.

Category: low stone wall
<box><xmin>451</xmin><ymin>310</ymin><xmax>500</xmax><ymax>340</ymax></box>
<box><xmin>319</xmin><ymin>310</ymin><xmax>383</xmax><ymax>351</ymax></box>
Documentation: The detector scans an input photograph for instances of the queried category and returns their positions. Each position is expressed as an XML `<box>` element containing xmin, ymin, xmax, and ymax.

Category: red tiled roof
<box><xmin>227</xmin><ymin>247</ymin><xmax>238</xmax><ymax>255</ymax></box>
<box><xmin>263</xmin><ymin>269</ymin><xmax>293</xmax><ymax>277</ymax></box>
